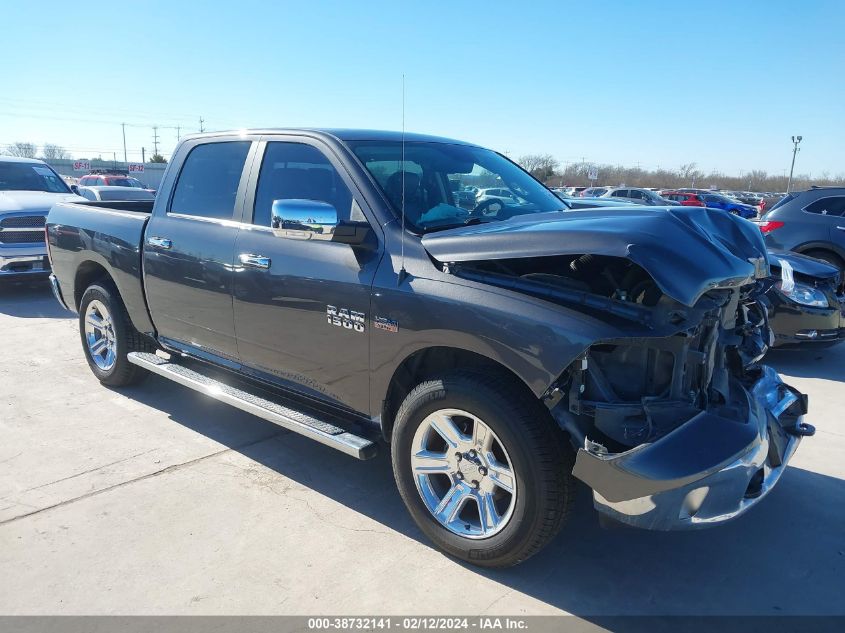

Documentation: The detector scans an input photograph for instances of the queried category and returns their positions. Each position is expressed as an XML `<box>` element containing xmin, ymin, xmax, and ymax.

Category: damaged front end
<box><xmin>425</xmin><ymin>212</ymin><xmax>815</xmax><ymax>529</ymax></box>
<box><xmin>423</xmin><ymin>207</ymin><xmax>815</xmax><ymax>530</ymax></box>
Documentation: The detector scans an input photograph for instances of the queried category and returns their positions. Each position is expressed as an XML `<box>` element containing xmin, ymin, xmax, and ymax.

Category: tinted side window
<box><xmin>612</xmin><ymin>190</ymin><xmax>628</xmax><ymax>197</ymax></box>
<box><xmin>804</xmin><ymin>196</ymin><xmax>845</xmax><ymax>217</ymax></box>
<box><xmin>252</xmin><ymin>142</ymin><xmax>353</xmax><ymax>227</ymax></box>
<box><xmin>629</xmin><ymin>190</ymin><xmax>644</xmax><ymax>199</ymax></box>
<box><xmin>170</xmin><ymin>141</ymin><xmax>251</xmax><ymax>219</ymax></box>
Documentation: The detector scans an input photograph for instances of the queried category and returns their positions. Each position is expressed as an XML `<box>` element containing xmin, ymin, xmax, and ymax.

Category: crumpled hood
<box><xmin>768</xmin><ymin>249</ymin><xmax>840</xmax><ymax>280</ymax></box>
<box><xmin>0</xmin><ymin>191</ymin><xmax>83</xmax><ymax>214</ymax></box>
<box><xmin>421</xmin><ymin>207</ymin><xmax>769</xmax><ymax>307</ymax></box>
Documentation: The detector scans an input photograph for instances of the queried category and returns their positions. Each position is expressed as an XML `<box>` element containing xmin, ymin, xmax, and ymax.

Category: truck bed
<box><xmin>46</xmin><ymin>199</ymin><xmax>155</xmax><ymax>334</ymax></box>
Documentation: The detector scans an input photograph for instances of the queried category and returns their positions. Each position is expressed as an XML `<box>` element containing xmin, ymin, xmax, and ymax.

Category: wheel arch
<box><xmin>791</xmin><ymin>241</ymin><xmax>845</xmax><ymax>266</ymax></box>
<box><xmin>73</xmin><ymin>260</ymin><xmax>113</xmax><ymax>311</ymax></box>
<box><xmin>68</xmin><ymin>251</ymin><xmax>156</xmax><ymax>335</ymax></box>
<box><xmin>379</xmin><ymin>346</ymin><xmax>545</xmax><ymax>442</ymax></box>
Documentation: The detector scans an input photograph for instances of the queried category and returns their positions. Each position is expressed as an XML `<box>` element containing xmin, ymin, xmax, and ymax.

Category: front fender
<box><xmin>369</xmin><ymin>273</ymin><xmax>660</xmax><ymax>413</ymax></box>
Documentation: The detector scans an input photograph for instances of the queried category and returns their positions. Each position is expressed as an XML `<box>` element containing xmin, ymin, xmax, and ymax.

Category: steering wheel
<box><xmin>470</xmin><ymin>198</ymin><xmax>507</xmax><ymax>218</ymax></box>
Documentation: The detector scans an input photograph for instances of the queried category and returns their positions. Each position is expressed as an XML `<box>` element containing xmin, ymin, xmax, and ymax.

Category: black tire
<box><xmin>391</xmin><ymin>370</ymin><xmax>574</xmax><ymax>568</ymax></box>
<box><xmin>78</xmin><ymin>281</ymin><xmax>153</xmax><ymax>386</ymax></box>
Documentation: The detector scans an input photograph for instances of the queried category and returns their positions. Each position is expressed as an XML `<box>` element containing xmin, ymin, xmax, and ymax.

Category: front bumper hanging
<box><xmin>572</xmin><ymin>365</ymin><xmax>813</xmax><ymax>530</ymax></box>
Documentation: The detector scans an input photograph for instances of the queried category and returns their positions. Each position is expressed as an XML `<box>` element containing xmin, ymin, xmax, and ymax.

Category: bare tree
<box><xmin>517</xmin><ymin>153</ymin><xmax>559</xmax><ymax>181</ymax></box>
<box><xmin>41</xmin><ymin>144</ymin><xmax>70</xmax><ymax>160</ymax></box>
<box><xmin>7</xmin><ymin>142</ymin><xmax>37</xmax><ymax>158</ymax></box>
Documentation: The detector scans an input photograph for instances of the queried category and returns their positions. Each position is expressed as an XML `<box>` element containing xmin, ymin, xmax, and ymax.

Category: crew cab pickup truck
<box><xmin>46</xmin><ymin>129</ymin><xmax>814</xmax><ymax>567</ymax></box>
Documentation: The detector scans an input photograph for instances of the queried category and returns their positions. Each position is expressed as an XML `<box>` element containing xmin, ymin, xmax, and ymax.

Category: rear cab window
<box><xmin>169</xmin><ymin>141</ymin><xmax>252</xmax><ymax>220</ymax></box>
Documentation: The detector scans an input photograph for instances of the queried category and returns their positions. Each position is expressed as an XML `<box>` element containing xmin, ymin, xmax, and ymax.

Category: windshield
<box><xmin>0</xmin><ymin>161</ymin><xmax>71</xmax><ymax>193</ymax></box>
<box><xmin>348</xmin><ymin>141</ymin><xmax>564</xmax><ymax>233</ymax></box>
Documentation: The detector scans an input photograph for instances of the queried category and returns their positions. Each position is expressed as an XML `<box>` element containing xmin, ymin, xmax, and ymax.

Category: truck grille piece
<box><xmin>0</xmin><ymin>230</ymin><xmax>44</xmax><ymax>244</ymax></box>
<box><xmin>1</xmin><ymin>216</ymin><xmax>46</xmax><ymax>228</ymax></box>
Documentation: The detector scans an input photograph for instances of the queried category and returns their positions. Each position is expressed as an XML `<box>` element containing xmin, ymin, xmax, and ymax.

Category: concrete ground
<box><xmin>0</xmin><ymin>282</ymin><xmax>843</xmax><ymax>617</ymax></box>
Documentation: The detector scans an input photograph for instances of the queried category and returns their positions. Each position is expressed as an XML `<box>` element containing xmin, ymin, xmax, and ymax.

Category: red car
<box><xmin>661</xmin><ymin>191</ymin><xmax>706</xmax><ymax>207</ymax></box>
<box><xmin>78</xmin><ymin>170</ymin><xmax>152</xmax><ymax>191</ymax></box>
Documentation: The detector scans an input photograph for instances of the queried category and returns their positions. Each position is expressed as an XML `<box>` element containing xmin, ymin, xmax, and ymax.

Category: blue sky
<box><xmin>4</xmin><ymin>0</ymin><xmax>843</xmax><ymax>176</ymax></box>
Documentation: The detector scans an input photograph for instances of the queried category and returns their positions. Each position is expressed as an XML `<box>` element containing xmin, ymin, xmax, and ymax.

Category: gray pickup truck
<box><xmin>0</xmin><ymin>156</ymin><xmax>82</xmax><ymax>279</ymax></box>
<box><xmin>46</xmin><ymin>129</ymin><xmax>813</xmax><ymax>567</ymax></box>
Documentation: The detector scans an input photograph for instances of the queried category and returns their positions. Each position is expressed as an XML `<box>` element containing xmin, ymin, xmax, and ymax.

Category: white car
<box><xmin>476</xmin><ymin>187</ymin><xmax>523</xmax><ymax>205</ymax></box>
<box><xmin>0</xmin><ymin>156</ymin><xmax>84</xmax><ymax>279</ymax></box>
<box><xmin>77</xmin><ymin>186</ymin><xmax>156</xmax><ymax>201</ymax></box>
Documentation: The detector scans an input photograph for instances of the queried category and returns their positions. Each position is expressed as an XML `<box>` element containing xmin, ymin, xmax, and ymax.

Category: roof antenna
<box><xmin>398</xmin><ymin>73</ymin><xmax>408</xmax><ymax>285</ymax></box>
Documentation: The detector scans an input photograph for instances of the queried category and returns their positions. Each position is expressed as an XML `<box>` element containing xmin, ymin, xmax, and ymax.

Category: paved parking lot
<box><xmin>0</xmin><ymin>281</ymin><xmax>843</xmax><ymax>617</ymax></box>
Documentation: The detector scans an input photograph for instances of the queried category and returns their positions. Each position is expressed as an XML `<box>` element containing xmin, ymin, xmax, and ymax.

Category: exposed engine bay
<box><xmin>454</xmin><ymin>253</ymin><xmax>778</xmax><ymax>453</ymax></box>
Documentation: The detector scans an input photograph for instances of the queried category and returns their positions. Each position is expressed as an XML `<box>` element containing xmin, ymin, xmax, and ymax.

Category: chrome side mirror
<box><xmin>271</xmin><ymin>199</ymin><xmax>338</xmax><ymax>241</ymax></box>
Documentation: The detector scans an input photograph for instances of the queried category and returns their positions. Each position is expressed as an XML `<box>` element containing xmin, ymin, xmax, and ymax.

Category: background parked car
<box><xmin>0</xmin><ymin>156</ymin><xmax>83</xmax><ymax>279</ymax></box>
<box><xmin>475</xmin><ymin>187</ymin><xmax>523</xmax><ymax>205</ymax></box>
<box><xmin>553</xmin><ymin>190</ymin><xmax>640</xmax><ymax>209</ymax></box>
<box><xmin>77</xmin><ymin>186</ymin><xmax>157</xmax><ymax>202</ymax></box>
<box><xmin>599</xmin><ymin>187</ymin><xmax>680</xmax><ymax>206</ymax></box>
<box><xmin>661</xmin><ymin>191</ymin><xmax>706</xmax><ymax>206</ymax></box>
<box><xmin>579</xmin><ymin>186</ymin><xmax>610</xmax><ymax>197</ymax></box>
<box><xmin>760</xmin><ymin>187</ymin><xmax>845</xmax><ymax>275</ymax></box>
<box><xmin>78</xmin><ymin>170</ymin><xmax>155</xmax><ymax>194</ymax></box>
<box><xmin>766</xmin><ymin>250</ymin><xmax>844</xmax><ymax>347</ymax></box>
<box><xmin>698</xmin><ymin>192</ymin><xmax>757</xmax><ymax>218</ymax></box>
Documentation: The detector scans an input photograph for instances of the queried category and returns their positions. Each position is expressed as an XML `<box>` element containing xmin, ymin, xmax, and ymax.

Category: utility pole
<box><xmin>786</xmin><ymin>135</ymin><xmax>802</xmax><ymax>193</ymax></box>
<box><xmin>142</xmin><ymin>147</ymin><xmax>146</xmax><ymax>163</ymax></box>
<box><xmin>199</xmin><ymin>117</ymin><xmax>205</xmax><ymax>133</ymax></box>
<box><xmin>176</xmin><ymin>125</ymin><xmax>181</xmax><ymax>140</ymax></box>
<box><xmin>121</xmin><ymin>123</ymin><xmax>127</xmax><ymax>164</ymax></box>
<box><xmin>152</xmin><ymin>127</ymin><xmax>160</xmax><ymax>157</ymax></box>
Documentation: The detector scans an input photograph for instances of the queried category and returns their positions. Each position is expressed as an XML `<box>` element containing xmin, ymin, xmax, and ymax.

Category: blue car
<box><xmin>699</xmin><ymin>192</ymin><xmax>757</xmax><ymax>219</ymax></box>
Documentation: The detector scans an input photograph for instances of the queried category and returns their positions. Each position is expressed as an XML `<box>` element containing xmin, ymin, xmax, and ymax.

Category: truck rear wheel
<box><xmin>391</xmin><ymin>370</ymin><xmax>574</xmax><ymax>567</ymax></box>
<box><xmin>78</xmin><ymin>282</ymin><xmax>153</xmax><ymax>386</ymax></box>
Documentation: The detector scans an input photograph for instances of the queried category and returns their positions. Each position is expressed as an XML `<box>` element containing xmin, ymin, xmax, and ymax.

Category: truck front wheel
<box><xmin>78</xmin><ymin>282</ymin><xmax>153</xmax><ymax>386</ymax></box>
<box><xmin>391</xmin><ymin>370</ymin><xmax>574</xmax><ymax>567</ymax></box>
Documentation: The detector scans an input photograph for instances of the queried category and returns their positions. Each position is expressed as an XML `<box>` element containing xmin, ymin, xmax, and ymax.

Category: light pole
<box><xmin>787</xmin><ymin>135</ymin><xmax>802</xmax><ymax>193</ymax></box>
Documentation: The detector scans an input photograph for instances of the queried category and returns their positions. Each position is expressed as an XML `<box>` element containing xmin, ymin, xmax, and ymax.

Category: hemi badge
<box><xmin>374</xmin><ymin>316</ymin><xmax>399</xmax><ymax>333</ymax></box>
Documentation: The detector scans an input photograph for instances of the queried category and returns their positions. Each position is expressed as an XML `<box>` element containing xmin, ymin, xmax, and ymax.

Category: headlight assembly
<box><xmin>776</xmin><ymin>257</ymin><xmax>829</xmax><ymax>307</ymax></box>
<box><xmin>775</xmin><ymin>280</ymin><xmax>829</xmax><ymax>308</ymax></box>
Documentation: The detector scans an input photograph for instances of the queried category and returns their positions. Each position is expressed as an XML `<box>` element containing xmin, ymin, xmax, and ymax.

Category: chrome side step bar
<box><xmin>127</xmin><ymin>352</ymin><xmax>378</xmax><ymax>460</ymax></box>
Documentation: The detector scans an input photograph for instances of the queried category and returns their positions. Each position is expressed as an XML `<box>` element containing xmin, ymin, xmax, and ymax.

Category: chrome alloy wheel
<box><xmin>84</xmin><ymin>299</ymin><xmax>117</xmax><ymax>371</ymax></box>
<box><xmin>411</xmin><ymin>408</ymin><xmax>517</xmax><ymax>539</ymax></box>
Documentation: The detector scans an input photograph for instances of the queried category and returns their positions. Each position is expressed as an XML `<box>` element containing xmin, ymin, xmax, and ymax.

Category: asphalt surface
<box><xmin>0</xmin><ymin>281</ymin><xmax>843</xmax><ymax>616</ymax></box>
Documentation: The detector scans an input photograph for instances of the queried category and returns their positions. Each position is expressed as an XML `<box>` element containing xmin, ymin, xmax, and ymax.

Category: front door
<box><xmin>232</xmin><ymin>139</ymin><xmax>381</xmax><ymax>414</ymax></box>
<box><xmin>143</xmin><ymin>139</ymin><xmax>254</xmax><ymax>361</ymax></box>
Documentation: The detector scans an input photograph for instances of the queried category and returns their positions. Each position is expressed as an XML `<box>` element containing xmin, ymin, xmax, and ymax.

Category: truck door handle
<box><xmin>239</xmin><ymin>253</ymin><xmax>271</xmax><ymax>269</ymax></box>
<box><xmin>147</xmin><ymin>236</ymin><xmax>172</xmax><ymax>249</ymax></box>
<box><xmin>836</xmin><ymin>226</ymin><xmax>845</xmax><ymax>231</ymax></box>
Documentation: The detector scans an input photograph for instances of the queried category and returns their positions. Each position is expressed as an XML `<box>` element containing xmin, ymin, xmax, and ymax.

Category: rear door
<box><xmin>803</xmin><ymin>195</ymin><xmax>845</xmax><ymax>254</ymax></box>
<box><xmin>231</xmin><ymin>138</ymin><xmax>382</xmax><ymax>414</ymax></box>
<box><xmin>143</xmin><ymin>137</ymin><xmax>257</xmax><ymax>362</ymax></box>
<box><xmin>628</xmin><ymin>189</ymin><xmax>648</xmax><ymax>204</ymax></box>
